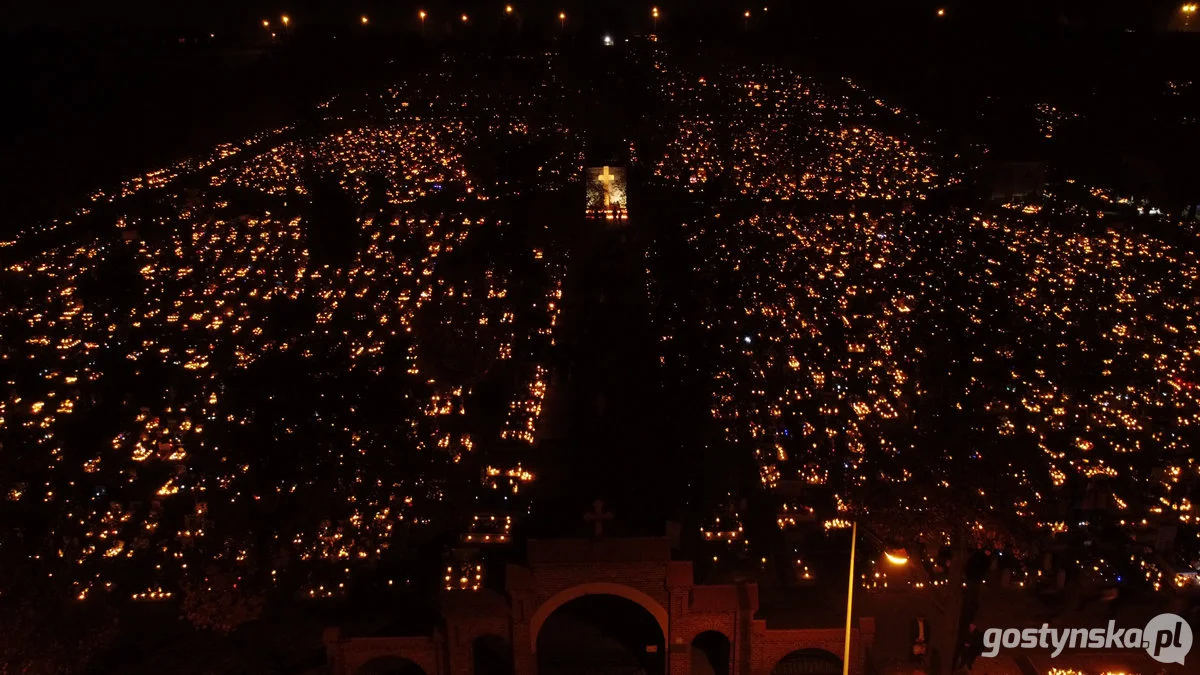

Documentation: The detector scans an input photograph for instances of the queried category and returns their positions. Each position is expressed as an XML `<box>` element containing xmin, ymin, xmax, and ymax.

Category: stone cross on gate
<box><xmin>583</xmin><ymin>499</ymin><xmax>614</xmax><ymax>537</ymax></box>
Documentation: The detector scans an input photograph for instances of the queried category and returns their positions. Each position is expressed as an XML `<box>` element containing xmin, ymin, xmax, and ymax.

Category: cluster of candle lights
<box><xmin>0</xmin><ymin>61</ymin><xmax>569</xmax><ymax>602</ymax></box>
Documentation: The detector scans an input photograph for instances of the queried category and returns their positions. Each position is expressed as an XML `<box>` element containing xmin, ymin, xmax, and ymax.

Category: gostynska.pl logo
<box><xmin>981</xmin><ymin>613</ymin><xmax>1192</xmax><ymax>665</ymax></box>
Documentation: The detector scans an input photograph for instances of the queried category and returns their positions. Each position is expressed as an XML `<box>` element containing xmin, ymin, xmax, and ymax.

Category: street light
<box><xmin>842</xmin><ymin>522</ymin><xmax>858</xmax><ymax>675</ymax></box>
<box><xmin>281</xmin><ymin>14</ymin><xmax>290</xmax><ymax>27</ymax></box>
<box><xmin>262</xmin><ymin>19</ymin><xmax>270</xmax><ymax>28</ymax></box>
<box><xmin>418</xmin><ymin>9</ymin><xmax>427</xmax><ymax>30</ymax></box>
<box><xmin>360</xmin><ymin>14</ymin><xmax>369</xmax><ymax>25</ymax></box>
<box><xmin>505</xmin><ymin>4</ymin><xmax>513</xmax><ymax>14</ymax></box>
<box><xmin>937</xmin><ymin>8</ymin><xmax>946</xmax><ymax>17</ymax></box>
<box><xmin>743</xmin><ymin>10</ymin><xmax>751</xmax><ymax>29</ymax></box>
<box><xmin>559</xmin><ymin>11</ymin><xmax>566</xmax><ymax>29</ymax></box>
<box><xmin>462</xmin><ymin>13</ymin><xmax>469</xmax><ymax>22</ymax></box>
<box><xmin>843</xmin><ymin>523</ymin><xmax>908</xmax><ymax>675</ymax></box>
<box><xmin>652</xmin><ymin>6</ymin><xmax>659</xmax><ymax>31</ymax></box>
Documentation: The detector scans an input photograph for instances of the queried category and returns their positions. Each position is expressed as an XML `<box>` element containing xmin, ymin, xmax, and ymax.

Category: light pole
<box><xmin>652</xmin><ymin>6</ymin><xmax>659</xmax><ymax>31</ymax></box>
<box><xmin>743</xmin><ymin>10</ymin><xmax>751</xmax><ymax>30</ymax></box>
<box><xmin>418</xmin><ymin>10</ymin><xmax>426</xmax><ymax>33</ymax></box>
<box><xmin>281</xmin><ymin>14</ymin><xmax>290</xmax><ymax>28</ymax></box>
<box><xmin>842</xmin><ymin>522</ymin><xmax>858</xmax><ymax>675</ymax></box>
<box><xmin>843</xmin><ymin>523</ymin><xmax>908</xmax><ymax>675</ymax></box>
<box><xmin>559</xmin><ymin>11</ymin><xmax>566</xmax><ymax>30</ymax></box>
<box><xmin>360</xmin><ymin>14</ymin><xmax>369</xmax><ymax>26</ymax></box>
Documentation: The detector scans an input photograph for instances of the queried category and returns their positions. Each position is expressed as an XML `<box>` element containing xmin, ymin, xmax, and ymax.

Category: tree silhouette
<box><xmin>0</xmin><ymin>582</ymin><xmax>118</xmax><ymax>674</ymax></box>
<box><xmin>180</xmin><ymin>563</ymin><xmax>264</xmax><ymax>635</ymax></box>
<box><xmin>855</xmin><ymin>474</ymin><xmax>1018</xmax><ymax>675</ymax></box>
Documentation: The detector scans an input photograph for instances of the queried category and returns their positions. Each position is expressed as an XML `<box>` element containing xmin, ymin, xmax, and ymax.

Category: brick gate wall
<box><xmin>327</xmin><ymin>538</ymin><xmax>874</xmax><ymax>675</ymax></box>
<box><xmin>444</xmin><ymin>610</ymin><xmax>513</xmax><ymax>675</ymax></box>
<box><xmin>666</xmin><ymin>609</ymin><xmax>740</xmax><ymax>675</ymax></box>
<box><xmin>329</xmin><ymin>634</ymin><xmax>443</xmax><ymax>675</ymax></box>
<box><xmin>750</xmin><ymin>622</ymin><xmax>874</xmax><ymax>675</ymax></box>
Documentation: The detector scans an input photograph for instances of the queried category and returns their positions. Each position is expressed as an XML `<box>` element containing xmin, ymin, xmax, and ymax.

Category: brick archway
<box><xmin>527</xmin><ymin>581</ymin><xmax>670</xmax><ymax>653</ymax></box>
<box><xmin>356</xmin><ymin>655</ymin><xmax>430</xmax><ymax>675</ymax></box>
<box><xmin>767</xmin><ymin>648</ymin><xmax>842</xmax><ymax>675</ymax></box>
<box><xmin>690</xmin><ymin>629</ymin><xmax>732</xmax><ymax>675</ymax></box>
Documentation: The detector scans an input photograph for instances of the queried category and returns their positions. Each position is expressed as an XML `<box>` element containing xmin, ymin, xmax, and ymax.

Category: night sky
<box><xmin>0</xmin><ymin>1</ymin><xmax>1188</xmax><ymax>31</ymax></box>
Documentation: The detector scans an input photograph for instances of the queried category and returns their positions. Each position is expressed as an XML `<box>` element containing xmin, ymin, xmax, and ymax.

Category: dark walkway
<box><xmin>531</xmin><ymin>218</ymin><xmax>683</xmax><ymax>537</ymax></box>
<box><xmin>523</xmin><ymin>42</ymin><xmax>692</xmax><ymax>540</ymax></box>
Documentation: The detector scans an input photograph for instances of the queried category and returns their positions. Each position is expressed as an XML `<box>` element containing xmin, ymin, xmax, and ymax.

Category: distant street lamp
<box><xmin>360</xmin><ymin>14</ymin><xmax>369</xmax><ymax>25</ymax></box>
<box><xmin>652</xmin><ymin>6</ymin><xmax>659</xmax><ymax>31</ymax></box>
<box><xmin>1185</xmin><ymin>3</ymin><xmax>1198</xmax><ymax>27</ymax></box>
<box><xmin>743</xmin><ymin>10</ymin><xmax>751</xmax><ymax>30</ymax></box>
<box><xmin>281</xmin><ymin>14</ymin><xmax>290</xmax><ymax>28</ymax></box>
<box><xmin>462</xmin><ymin>13</ymin><xmax>469</xmax><ymax>23</ymax></box>
<box><xmin>262</xmin><ymin>19</ymin><xmax>270</xmax><ymax>29</ymax></box>
<box><xmin>559</xmin><ymin>11</ymin><xmax>566</xmax><ymax>29</ymax></box>
<box><xmin>506</xmin><ymin>4</ymin><xmax>514</xmax><ymax>15</ymax></box>
<box><xmin>937</xmin><ymin>8</ymin><xmax>946</xmax><ymax>18</ymax></box>
<box><xmin>419</xmin><ymin>9</ymin><xmax>427</xmax><ymax>31</ymax></box>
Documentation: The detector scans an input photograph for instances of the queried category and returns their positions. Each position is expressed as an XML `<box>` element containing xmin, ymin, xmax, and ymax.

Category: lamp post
<box><xmin>743</xmin><ymin>10</ymin><xmax>751</xmax><ymax>30</ymax></box>
<box><xmin>652</xmin><ymin>6</ymin><xmax>659</xmax><ymax>31</ymax></box>
<box><xmin>559</xmin><ymin>11</ymin><xmax>566</xmax><ymax>29</ymax></box>
<box><xmin>360</xmin><ymin>14</ymin><xmax>369</xmax><ymax>26</ymax></box>
<box><xmin>844</xmin><ymin>523</ymin><xmax>908</xmax><ymax>675</ymax></box>
<box><xmin>842</xmin><ymin>521</ymin><xmax>858</xmax><ymax>675</ymax></box>
<box><xmin>418</xmin><ymin>10</ymin><xmax>426</xmax><ymax>32</ymax></box>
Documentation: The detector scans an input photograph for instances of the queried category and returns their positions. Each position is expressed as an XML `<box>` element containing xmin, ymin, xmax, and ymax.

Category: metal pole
<box><xmin>843</xmin><ymin>521</ymin><xmax>856</xmax><ymax>675</ymax></box>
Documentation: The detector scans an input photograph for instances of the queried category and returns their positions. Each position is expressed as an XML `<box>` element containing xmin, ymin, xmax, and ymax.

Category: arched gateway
<box><xmin>323</xmin><ymin>537</ymin><xmax>874</xmax><ymax>675</ymax></box>
<box><xmin>530</xmin><ymin>581</ymin><xmax>670</xmax><ymax>652</ymax></box>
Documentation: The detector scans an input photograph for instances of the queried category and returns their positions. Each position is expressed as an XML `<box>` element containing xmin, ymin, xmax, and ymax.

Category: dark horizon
<box><xmin>0</xmin><ymin>0</ymin><xmax>1194</xmax><ymax>32</ymax></box>
<box><xmin>5</xmin><ymin>2</ymin><xmax>1199</xmax><ymax>234</ymax></box>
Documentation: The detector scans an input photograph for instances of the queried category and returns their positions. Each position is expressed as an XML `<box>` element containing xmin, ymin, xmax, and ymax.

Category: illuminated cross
<box><xmin>583</xmin><ymin>499</ymin><xmax>613</xmax><ymax>537</ymax></box>
<box><xmin>598</xmin><ymin>166</ymin><xmax>616</xmax><ymax>206</ymax></box>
